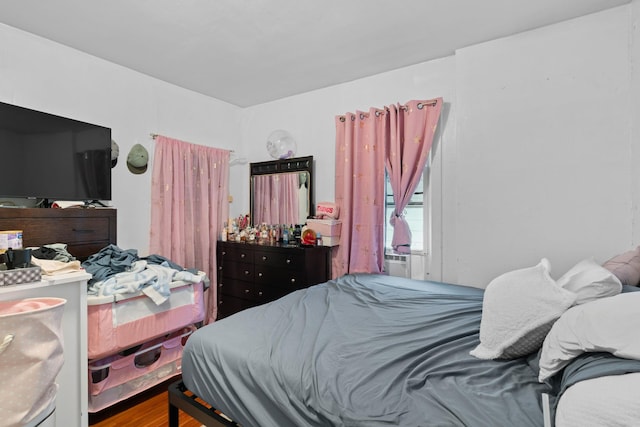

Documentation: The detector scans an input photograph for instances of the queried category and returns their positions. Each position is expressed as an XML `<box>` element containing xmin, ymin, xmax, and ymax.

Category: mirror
<box><xmin>250</xmin><ymin>156</ymin><xmax>313</xmax><ymax>226</ymax></box>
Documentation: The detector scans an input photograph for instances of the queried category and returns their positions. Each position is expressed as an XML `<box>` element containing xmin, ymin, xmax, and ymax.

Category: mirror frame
<box><xmin>250</xmin><ymin>155</ymin><xmax>314</xmax><ymax>226</ymax></box>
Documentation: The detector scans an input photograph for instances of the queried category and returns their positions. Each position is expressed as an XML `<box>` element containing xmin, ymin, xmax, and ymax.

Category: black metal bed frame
<box><xmin>168</xmin><ymin>380</ymin><xmax>239</xmax><ymax>427</ymax></box>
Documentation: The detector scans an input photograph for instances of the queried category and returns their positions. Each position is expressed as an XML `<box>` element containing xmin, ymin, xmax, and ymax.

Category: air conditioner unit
<box><xmin>384</xmin><ymin>253</ymin><xmax>411</xmax><ymax>278</ymax></box>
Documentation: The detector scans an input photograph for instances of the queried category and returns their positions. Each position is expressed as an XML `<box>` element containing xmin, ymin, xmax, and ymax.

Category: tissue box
<box><xmin>306</xmin><ymin>219</ymin><xmax>342</xmax><ymax>237</ymax></box>
<box><xmin>0</xmin><ymin>265</ymin><xmax>42</xmax><ymax>287</ymax></box>
<box><xmin>0</xmin><ymin>230</ymin><xmax>23</xmax><ymax>254</ymax></box>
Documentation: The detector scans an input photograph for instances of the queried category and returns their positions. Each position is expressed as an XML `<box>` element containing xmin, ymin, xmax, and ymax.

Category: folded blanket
<box><xmin>31</xmin><ymin>257</ymin><xmax>83</xmax><ymax>275</ymax></box>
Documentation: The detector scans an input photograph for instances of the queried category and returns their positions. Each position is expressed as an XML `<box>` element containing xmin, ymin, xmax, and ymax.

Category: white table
<box><xmin>0</xmin><ymin>271</ymin><xmax>91</xmax><ymax>427</ymax></box>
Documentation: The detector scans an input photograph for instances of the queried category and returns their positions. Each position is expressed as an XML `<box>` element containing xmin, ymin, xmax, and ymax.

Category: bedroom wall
<box><xmin>0</xmin><ymin>3</ymin><xmax>638</xmax><ymax>289</ymax></box>
<box><xmin>451</xmin><ymin>5</ymin><xmax>634</xmax><ymax>287</ymax></box>
<box><xmin>0</xmin><ymin>23</ymin><xmax>242</xmax><ymax>256</ymax></box>
<box><xmin>236</xmin><ymin>4</ymin><xmax>639</xmax><ymax>288</ymax></box>
<box><xmin>234</xmin><ymin>57</ymin><xmax>456</xmax><ymax>281</ymax></box>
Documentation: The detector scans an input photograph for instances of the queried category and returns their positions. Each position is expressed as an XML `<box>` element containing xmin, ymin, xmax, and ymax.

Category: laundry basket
<box><xmin>0</xmin><ymin>297</ymin><xmax>66</xmax><ymax>427</ymax></box>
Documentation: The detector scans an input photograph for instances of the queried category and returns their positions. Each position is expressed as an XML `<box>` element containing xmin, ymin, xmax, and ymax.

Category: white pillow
<box><xmin>557</xmin><ymin>258</ymin><xmax>622</xmax><ymax>305</ymax></box>
<box><xmin>538</xmin><ymin>292</ymin><xmax>640</xmax><ymax>382</ymax></box>
<box><xmin>470</xmin><ymin>259</ymin><xmax>576</xmax><ymax>360</ymax></box>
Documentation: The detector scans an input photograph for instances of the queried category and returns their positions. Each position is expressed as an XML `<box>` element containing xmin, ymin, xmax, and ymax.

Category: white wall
<box><xmin>235</xmin><ymin>57</ymin><xmax>456</xmax><ymax>282</ymax></box>
<box><xmin>1</xmin><ymin>3</ymin><xmax>639</xmax><ymax>288</ymax></box>
<box><xmin>452</xmin><ymin>5</ymin><xmax>634</xmax><ymax>286</ymax></box>
<box><xmin>232</xmin><ymin>57</ymin><xmax>455</xmax><ymax>213</ymax></box>
<box><xmin>0</xmin><ymin>23</ymin><xmax>242</xmax><ymax>256</ymax></box>
<box><xmin>237</xmin><ymin>4</ymin><xmax>640</xmax><ymax>288</ymax></box>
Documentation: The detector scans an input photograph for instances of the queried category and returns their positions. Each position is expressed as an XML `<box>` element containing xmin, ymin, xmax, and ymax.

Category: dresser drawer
<box><xmin>221</xmin><ymin>278</ymin><xmax>273</xmax><ymax>303</ymax></box>
<box><xmin>218</xmin><ymin>294</ymin><xmax>257</xmax><ymax>319</ymax></box>
<box><xmin>215</xmin><ymin>241</ymin><xmax>331</xmax><ymax>319</ymax></box>
<box><xmin>254</xmin><ymin>249</ymin><xmax>304</xmax><ymax>269</ymax></box>
<box><xmin>0</xmin><ymin>217</ymin><xmax>111</xmax><ymax>244</ymax></box>
<box><xmin>218</xmin><ymin>245</ymin><xmax>253</xmax><ymax>264</ymax></box>
<box><xmin>255</xmin><ymin>268</ymin><xmax>306</xmax><ymax>288</ymax></box>
<box><xmin>0</xmin><ymin>208</ymin><xmax>117</xmax><ymax>260</ymax></box>
<box><xmin>220</xmin><ymin>260</ymin><xmax>254</xmax><ymax>281</ymax></box>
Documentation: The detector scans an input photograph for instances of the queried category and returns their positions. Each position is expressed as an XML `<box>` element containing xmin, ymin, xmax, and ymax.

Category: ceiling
<box><xmin>0</xmin><ymin>0</ymin><xmax>630</xmax><ymax>107</ymax></box>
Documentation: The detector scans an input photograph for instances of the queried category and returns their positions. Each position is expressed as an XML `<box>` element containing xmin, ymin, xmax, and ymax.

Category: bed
<box><xmin>169</xmin><ymin>255</ymin><xmax>640</xmax><ymax>427</ymax></box>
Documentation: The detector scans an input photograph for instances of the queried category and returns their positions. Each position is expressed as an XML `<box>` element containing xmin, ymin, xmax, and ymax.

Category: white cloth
<box><xmin>555</xmin><ymin>373</ymin><xmax>640</xmax><ymax>427</ymax></box>
<box><xmin>31</xmin><ymin>257</ymin><xmax>83</xmax><ymax>275</ymax></box>
<box><xmin>88</xmin><ymin>260</ymin><xmax>202</xmax><ymax>305</ymax></box>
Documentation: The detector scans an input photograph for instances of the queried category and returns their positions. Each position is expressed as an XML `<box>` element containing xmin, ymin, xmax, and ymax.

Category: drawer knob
<box><xmin>218</xmin><ymin>283</ymin><xmax>223</xmax><ymax>288</ymax></box>
<box><xmin>244</xmin><ymin>289</ymin><xmax>250</xmax><ymax>294</ymax></box>
<box><xmin>290</xmin><ymin>278</ymin><xmax>296</xmax><ymax>284</ymax></box>
<box><xmin>262</xmin><ymin>256</ymin><xmax>267</xmax><ymax>261</ymax></box>
<box><xmin>258</xmin><ymin>291</ymin><xmax>263</xmax><ymax>296</ymax></box>
<box><xmin>244</xmin><ymin>270</ymin><xmax>250</xmax><ymax>275</ymax></box>
<box><xmin>286</xmin><ymin>259</ymin><xmax>291</xmax><ymax>264</ymax></box>
<box><xmin>258</xmin><ymin>272</ymin><xmax>263</xmax><ymax>277</ymax></box>
<box><xmin>241</xmin><ymin>253</ymin><xmax>246</xmax><ymax>258</ymax></box>
<box><xmin>222</xmin><ymin>251</ymin><xmax>226</xmax><ymax>255</ymax></box>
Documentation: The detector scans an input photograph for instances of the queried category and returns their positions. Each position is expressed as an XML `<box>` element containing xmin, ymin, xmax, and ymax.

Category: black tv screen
<box><xmin>0</xmin><ymin>101</ymin><xmax>111</xmax><ymax>203</ymax></box>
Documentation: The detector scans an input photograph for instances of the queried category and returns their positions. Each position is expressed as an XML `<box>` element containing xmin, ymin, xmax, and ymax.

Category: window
<box><xmin>384</xmin><ymin>171</ymin><xmax>424</xmax><ymax>253</ymax></box>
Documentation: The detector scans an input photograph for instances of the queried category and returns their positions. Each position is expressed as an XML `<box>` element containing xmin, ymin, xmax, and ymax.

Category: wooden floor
<box><xmin>89</xmin><ymin>378</ymin><xmax>202</xmax><ymax>427</ymax></box>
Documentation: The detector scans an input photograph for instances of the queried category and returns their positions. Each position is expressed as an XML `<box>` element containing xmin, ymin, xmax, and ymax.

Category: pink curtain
<box><xmin>334</xmin><ymin>109</ymin><xmax>386</xmax><ymax>277</ymax></box>
<box><xmin>385</xmin><ymin>99</ymin><xmax>442</xmax><ymax>254</ymax></box>
<box><xmin>253</xmin><ymin>173</ymin><xmax>298</xmax><ymax>225</ymax></box>
<box><xmin>149</xmin><ymin>135</ymin><xmax>230</xmax><ymax>323</ymax></box>
<box><xmin>334</xmin><ymin>98</ymin><xmax>443</xmax><ymax>275</ymax></box>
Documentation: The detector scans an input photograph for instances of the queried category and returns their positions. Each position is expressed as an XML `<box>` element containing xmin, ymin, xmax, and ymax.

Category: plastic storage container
<box><xmin>88</xmin><ymin>325</ymin><xmax>195</xmax><ymax>412</ymax></box>
<box><xmin>0</xmin><ymin>297</ymin><xmax>66</xmax><ymax>427</ymax></box>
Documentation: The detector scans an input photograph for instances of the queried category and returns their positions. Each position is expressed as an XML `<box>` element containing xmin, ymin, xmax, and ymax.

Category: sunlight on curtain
<box><xmin>149</xmin><ymin>135</ymin><xmax>230</xmax><ymax>323</ymax></box>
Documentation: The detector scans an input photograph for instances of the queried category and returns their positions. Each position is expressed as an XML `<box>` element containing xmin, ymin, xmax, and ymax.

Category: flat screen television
<box><xmin>0</xmin><ymin>101</ymin><xmax>112</xmax><ymax>206</ymax></box>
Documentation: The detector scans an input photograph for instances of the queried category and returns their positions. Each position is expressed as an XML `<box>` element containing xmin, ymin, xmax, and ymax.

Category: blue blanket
<box><xmin>183</xmin><ymin>274</ymin><xmax>558</xmax><ymax>426</ymax></box>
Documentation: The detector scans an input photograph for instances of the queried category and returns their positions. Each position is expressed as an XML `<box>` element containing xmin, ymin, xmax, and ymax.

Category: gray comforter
<box><xmin>182</xmin><ymin>274</ymin><xmax>551</xmax><ymax>426</ymax></box>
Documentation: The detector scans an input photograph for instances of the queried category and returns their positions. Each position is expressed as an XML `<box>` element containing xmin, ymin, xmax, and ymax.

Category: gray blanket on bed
<box><xmin>182</xmin><ymin>274</ymin><xmax>552</xmax><ymax>427</ymax></box>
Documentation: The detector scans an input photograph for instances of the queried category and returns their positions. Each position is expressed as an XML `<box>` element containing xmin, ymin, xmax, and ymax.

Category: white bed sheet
<box><xmin>555</xmin><ymin>372</ymin><xmax>640</xmax><ymax>427</ymax></box>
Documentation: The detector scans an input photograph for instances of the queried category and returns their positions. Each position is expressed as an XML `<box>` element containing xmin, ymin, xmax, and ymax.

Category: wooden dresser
<box><xmin>216</xmin><ymin>241</ymin><xmax>331</xmax><ymax>319</ymax></box>
<box><xmin>0</xmin><ymin>207</ymin><xmax>117</xmax><ymax>260</ymax></box>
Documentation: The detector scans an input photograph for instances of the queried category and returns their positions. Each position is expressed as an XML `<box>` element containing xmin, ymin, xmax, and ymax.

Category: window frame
<box><xmin>384</xmin><ymin>169</ymin><xmax>426</xmax><ymax>255</ymax></box>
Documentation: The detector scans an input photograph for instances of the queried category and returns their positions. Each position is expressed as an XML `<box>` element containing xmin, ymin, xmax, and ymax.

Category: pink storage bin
<box><xmin>87</xmin><ymin>280</ymin><xmax>205</xmax><ymax>360</ymax></box>
<box><xmin>88</xmin><ymin>325</ymin><xmax>195</xmax><ymax>412</ymax></box>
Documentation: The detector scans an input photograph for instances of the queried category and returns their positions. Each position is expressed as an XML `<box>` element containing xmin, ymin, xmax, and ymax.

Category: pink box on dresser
<box><xmin>306</xmin><ymin>219</ymin><xmax>342</xmax><ymax>237</ymax></box>
<box><xmin>320</xmin><ymin>235</ymin><xmax>340</xmax><ymax>247</ymax></box>
<box><xmin>87</xmin><ymin>279</ymin><xmax>205</xmax><ymax>360</ymax></box>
